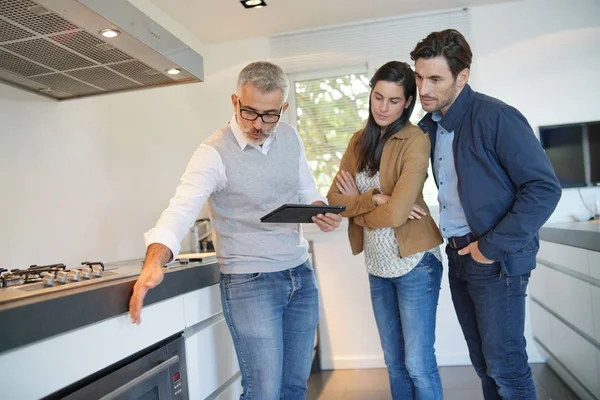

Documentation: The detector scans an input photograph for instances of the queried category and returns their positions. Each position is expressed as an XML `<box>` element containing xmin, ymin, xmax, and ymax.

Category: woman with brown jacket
<box><xmin>327</xmin><ymin>61</ymin><xmax>443</xmax><ymax>400</ymax></box>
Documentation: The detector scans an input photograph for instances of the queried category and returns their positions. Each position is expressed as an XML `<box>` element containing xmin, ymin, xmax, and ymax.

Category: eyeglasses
<box><xmin>237</xmin><ymin>99</ymin><xmax>282</xmax><ymax>124</ymax></box>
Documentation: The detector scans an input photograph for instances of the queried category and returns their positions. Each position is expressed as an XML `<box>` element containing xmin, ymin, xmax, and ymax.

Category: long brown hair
<box><xmin>355</xmin><ymin>61</ymin><xmax>416</xmax><ymax>176</ymax></box>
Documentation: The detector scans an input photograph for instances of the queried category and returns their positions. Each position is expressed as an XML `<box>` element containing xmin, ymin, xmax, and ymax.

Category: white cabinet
<box><xmin>214</xmin><ymin>375</ymin><xmax>243</xmax><ymax>400</ymax></box>
<box><xmin>536</xmin><ymin>241</ymin><xmax>591</xmax><ymax>275</ymax></box>
<box><xmin>590</xmin><ymin>250</ymin><xmax>600</xmax><ymax>280</ymax></box>
<box><xmin>0</xmin><ymin>283</ymin><xmax>240</xmax><ymax>400</ymax></box>
<box><xmin>531</xmin><ymin>241</ymin><xmax>600</xmax><ymax>400</ymax></box>
<box><xmin>183</xmin><ymin>283</ymin><xmax>223</xmax><ymax>327</ymax></box>
<box><xmin>184</xmin><ymin>285</ymin><xmax>240</xmax><ymax>400</ymax></box>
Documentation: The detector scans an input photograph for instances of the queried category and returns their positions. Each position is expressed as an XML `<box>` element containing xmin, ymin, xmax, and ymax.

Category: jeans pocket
<box><xmin>460</xmin><ymin>254</ymin><xmax>500</xmax><ymax>277</ymax></box>
<box><xmin>304</xmin><ymin>259</ymin><xmax>314</xmax><ymax>271</ymax></box>
<box><xmin>468</xmin><ymin>254</ymin><xmax>496</xmax><ymax>267</ymax></box>
<box><xmin>223</xmin><ymin>272</ymin><xmax>262</xmax><ymax>288</ymax></box>
<box><xmin>413</xmin><ymin>252</ymin><xmax>431</xmax><ymax>271</ymax></box>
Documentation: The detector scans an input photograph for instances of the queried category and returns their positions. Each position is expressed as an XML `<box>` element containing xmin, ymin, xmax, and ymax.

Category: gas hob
<box><xmin>0</xmin><ymin>253</ymin><xmax>216</xmax><ymax>305</ymax></box>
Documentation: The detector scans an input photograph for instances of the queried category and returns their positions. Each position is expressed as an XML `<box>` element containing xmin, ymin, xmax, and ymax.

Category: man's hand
<box><xmin>129</xmin><ymin>243</ymin><xmax>171</xmax><ymax>324</ymax></box>
<box><xmin>335</xmin><ymin>171</ymin><xmax>360</xmax><ymax>196</ymax></box>
<box><xmin>311</xmin><ymin>201</ymin><xmax>342</xmax><ymax>232</ymax></box>
<box><xmin>129</xmin><ymin>265</ymin><xmax>164</xmax><ymax>324</ymax></box>
<box><xmin>312</xmin><ymin>213</ymin><xmax>342</xmax><ymax>232</ymax></box>
<box><xmin>408</xmin><ymin>204</ymin><xmax>428</xmax><ymax>220</ymax></box>
<box><xmin>458</xmin><ymin>241</ymin><xmax>494</xmax><ymax>264</ymax></box>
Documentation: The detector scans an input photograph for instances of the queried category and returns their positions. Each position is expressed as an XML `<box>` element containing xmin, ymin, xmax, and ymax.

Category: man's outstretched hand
<box><xmin>128</xmin><ymin>243</ymin><xmax>171</xmax><ymax>324</ymax></box>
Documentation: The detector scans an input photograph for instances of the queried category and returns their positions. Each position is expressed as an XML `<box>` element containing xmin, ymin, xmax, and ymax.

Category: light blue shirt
<box><xmin>432</xmin><ymin>112</ymin><xmax>471</xmax><ymax>238</ymax></box>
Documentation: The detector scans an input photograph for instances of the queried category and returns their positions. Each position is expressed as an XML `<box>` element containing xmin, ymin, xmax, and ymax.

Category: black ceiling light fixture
<box><xmin>240</xmin><ymin>0</ymin><xmax>267</xmax><ymax>9</ymax></box>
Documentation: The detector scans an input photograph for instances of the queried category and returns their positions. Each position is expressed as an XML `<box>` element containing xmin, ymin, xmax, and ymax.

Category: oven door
<box><xmin>61</xmin><ymin>336</ymin><xmax>188</xmax><ymax>400</ymax></box>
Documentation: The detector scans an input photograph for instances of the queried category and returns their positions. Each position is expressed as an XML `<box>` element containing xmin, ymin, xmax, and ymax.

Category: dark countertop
<box><xmin>539</xmin><ymin>220</ymin><xmax>600</xmax><ymax>252</ymax></box>
<box><xmin>0</xmin><ymin>260</ymin><xmax>220</xmax><ymax>354</ymax></box>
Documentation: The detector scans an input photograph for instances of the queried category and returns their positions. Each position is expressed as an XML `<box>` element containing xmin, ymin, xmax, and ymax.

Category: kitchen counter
<box><xmin>539</xmin><ymin>220</ymin><xmax>600</xmax><ymax>252</ymax></box>
<box><xmin>0</xmin><ymin>258</ymin><xmax>220</xmax><ymax>354</ymax></box>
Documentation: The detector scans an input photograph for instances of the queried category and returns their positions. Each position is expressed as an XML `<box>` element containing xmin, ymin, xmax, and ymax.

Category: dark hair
<box><xmin>355</xmin><ymin>61</ymin><xmax>416</xmax><ymax>175</ymax></box>
<box><xmin>409</xmin><ymin>29</ymin><xmax>472</xmax><ymax>79</ymax></box>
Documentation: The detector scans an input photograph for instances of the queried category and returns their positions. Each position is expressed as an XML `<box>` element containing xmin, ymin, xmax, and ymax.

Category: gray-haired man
<box><xmin>129</xmin><ymin>61</ymin><xmax>342</xmax><ymax>399</ymax></box>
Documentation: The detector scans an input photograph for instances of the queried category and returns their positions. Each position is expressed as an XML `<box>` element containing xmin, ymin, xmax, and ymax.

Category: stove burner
<box><xmin>0</xmin><ymin>262</ymin><xmax>113</xmax><ymax>288</ymax></box>
<box><xmin>0</xmin><ymin>264</ymin><xmax>67</xmax><ymax>288</ymax></box>
<box><xmin>81</xmin><ymin>261</ymin><xmax>104</xmax><ymax>271</ymax></box>
<box><xmin>0</xmin><ymin>269</ymin><xmax>24</xmax><ymax>288</ymax></box>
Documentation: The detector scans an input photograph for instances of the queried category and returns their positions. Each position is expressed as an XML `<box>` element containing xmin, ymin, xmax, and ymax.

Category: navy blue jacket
<box><xmin>418</xmin><ymin>84</ymin><xmax>561</xmax><ymax>275</ymax></box>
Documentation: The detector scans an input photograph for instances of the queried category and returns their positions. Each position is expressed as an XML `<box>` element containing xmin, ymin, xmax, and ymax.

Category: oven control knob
<box><xmin>56</xmin><ymin>271</ymin><xmax>68</xmax><ymax>284</ymax></box>
<box><xmin>68</xmin><ymin>270</ymin><xmax>80</xmax><ymax>281</ymax></box>
<box><xmin>41</xmin><ymin>272</ymin><xmax>55</xmax><ymax>287</ymax></box>
<box><xmin>92</xmin><ymin>265</ymin><xmax>103</xmax><ymax>278</ymax></box>
<box><xmin>80</xmin><ymin>267</ymin><xmax>92</xmax><ymax>279</ymax></box>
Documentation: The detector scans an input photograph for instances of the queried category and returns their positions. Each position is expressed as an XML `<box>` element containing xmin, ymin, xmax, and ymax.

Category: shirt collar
<box><xmin>431</xmin><ymin>84</ymin><xmax>475</xmax><ymax>132</ymax></box>
<box><xmin>229</xmin><ymin>115</ymin><xmax>277</xmax><ymax>151</ymax></box>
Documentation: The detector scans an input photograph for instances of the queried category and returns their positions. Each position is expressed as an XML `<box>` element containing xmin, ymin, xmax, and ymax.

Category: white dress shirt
<box><xmin>144</xmin><ymin>116</ymin><xmax>326</xmax><ymax>259</ymax></box>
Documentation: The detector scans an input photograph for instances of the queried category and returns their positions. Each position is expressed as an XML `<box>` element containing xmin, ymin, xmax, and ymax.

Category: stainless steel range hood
<box><xmin>0</xmin><ymin>0</ymin><xmax>204</xmax><ymax>100</ymax></box>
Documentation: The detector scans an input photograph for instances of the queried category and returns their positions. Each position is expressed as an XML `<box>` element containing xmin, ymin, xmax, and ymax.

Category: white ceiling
<box><xmin>149</xmin><ymin>0</ymin><xmax>518</xmax><ymax>44</ymax></box>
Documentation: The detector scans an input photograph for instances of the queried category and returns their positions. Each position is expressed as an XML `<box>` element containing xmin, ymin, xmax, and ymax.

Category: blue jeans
<box><xmin>220</xmin><ymin>261</ymin><xmax>319</xmax><ymax>400</ymax></box>
<box><xmin>369</xmin><ymin>252</ymin><xmax>443</xmax><ymax>400</ymax></box>
<box><xmin>446</xmin><ymin>245</ymin><xmax>536</xmax><ymax>400</ymax></box>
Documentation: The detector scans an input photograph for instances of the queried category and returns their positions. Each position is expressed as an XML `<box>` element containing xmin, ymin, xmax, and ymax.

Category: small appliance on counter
<box><xmin>180</xmin><ymin>218</ymin><xmax>214</xmax><ymax>254</ymax></box>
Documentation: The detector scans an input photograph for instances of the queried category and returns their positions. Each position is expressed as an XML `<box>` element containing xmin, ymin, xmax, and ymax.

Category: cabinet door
<box><xmin>214</xmin><ymin>375</ymin><xmax>243</xmax><ymax>400</ymax></box>
<box><xmin>185</xmin><ymin>316</ymin><xmax>240</xmax><ymax>400</ymax></box>
<box><xmin>183</xmin><ymin>284</ymin><xmax>223</xmax><ymax>327</ymax></box>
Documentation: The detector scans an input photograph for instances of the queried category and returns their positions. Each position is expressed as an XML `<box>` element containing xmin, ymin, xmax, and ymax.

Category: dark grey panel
<box><xmin>540</xmin><ymin>226</ymin><xmax>600</xmax><ymax>252</ymax></box>
<box><xmin>0</xmin><ymin>262</ymin><xmax>220</xmax><ymax>353</ymax></box>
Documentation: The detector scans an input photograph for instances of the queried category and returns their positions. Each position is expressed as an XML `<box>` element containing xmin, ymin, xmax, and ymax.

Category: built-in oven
<box><xmin>46</xmin><ymin>334</ymin><xmax>188</xmax><ymax>400</ymax></box>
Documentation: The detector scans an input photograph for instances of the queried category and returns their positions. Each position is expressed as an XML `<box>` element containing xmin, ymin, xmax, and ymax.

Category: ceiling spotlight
<box><xmin>99</xmin><ymin>28</ymin><xmax>120</xmax><ymax>38</ymax></box>
<box><xmin>240</xmin><ymin>0</ymin><xmax>267</xmax><ymax>9</ymax></box>
<box><xmin>166</xmin><ymin>67</ymin><xmax>182</xmax><ymax>75</ymax></box>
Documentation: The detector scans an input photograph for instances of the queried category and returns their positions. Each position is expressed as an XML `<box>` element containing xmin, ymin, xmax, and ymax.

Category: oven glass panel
<box><xmin>137</xmin><ymin>386</ymin><xmax>159</xmax><ymax>400</ymax></box>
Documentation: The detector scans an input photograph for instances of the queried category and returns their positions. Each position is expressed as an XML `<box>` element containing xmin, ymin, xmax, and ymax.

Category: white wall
<box><xmin>0</xmin><ymin>76</ymin><xmax>206</xmax><ymax>267</ymax></box>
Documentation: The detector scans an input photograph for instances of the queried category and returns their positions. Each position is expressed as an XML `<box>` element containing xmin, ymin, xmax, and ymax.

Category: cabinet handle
<box><xmin>99</xmin><ymin>355</ymin><xmax>179</xmax><ymax>400</ymax></box>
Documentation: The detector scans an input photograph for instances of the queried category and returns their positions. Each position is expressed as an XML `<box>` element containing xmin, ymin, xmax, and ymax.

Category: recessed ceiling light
<box><xmin>240</xmin><ymin>0</ymin><xmax>267</xmax><ymax>9</ymax></box>
<box><xmin>99</xmin><ymin>28</ymin><xmax>120</xmax><ymax>38</ymax></box>
<box><xmin>166</xmin><ymin>67</ymin><xmax>182</xmax><ymax>75</ymax></box>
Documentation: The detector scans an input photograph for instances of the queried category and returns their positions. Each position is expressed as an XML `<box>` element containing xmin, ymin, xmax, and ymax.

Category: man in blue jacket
<box><xmin>411</xmin><ymin>29</ymin><xmax>561</xmax><ymax>400</ymax></box>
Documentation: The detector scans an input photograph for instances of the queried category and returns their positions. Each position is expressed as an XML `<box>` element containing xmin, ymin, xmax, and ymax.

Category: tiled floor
<box><xmin>306</xmin><ymin>363</ymin><xmax>581</xmax><ymax>400</ymax></box>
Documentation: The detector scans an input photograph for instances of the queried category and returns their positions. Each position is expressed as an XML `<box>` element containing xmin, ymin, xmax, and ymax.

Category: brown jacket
<box><xmin>327</xmin><ymin>122</ymin><xmax>443</xmax><ymax>257</ymax></box>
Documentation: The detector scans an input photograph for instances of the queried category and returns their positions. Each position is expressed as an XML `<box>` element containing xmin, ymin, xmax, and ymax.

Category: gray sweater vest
<box><xmin>205</xmin><ymin>123</ymin><xmax>309</xmax><ymax>273</ymax></box>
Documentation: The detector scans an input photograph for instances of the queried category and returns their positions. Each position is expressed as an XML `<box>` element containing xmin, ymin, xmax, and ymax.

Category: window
<box><xmin>289</xmin><ymin>69</ymin><xmax>439</xmax><ymax>207</ymax></box>
<box><xmin>410</xmin><ymin>101</ymin><xmax>439</xmax><ymax>207</ymax></box>
<box><xmin>290</xmin><ymin>69</ymin><xmax>370</xmax><ymax>196</ymax></box>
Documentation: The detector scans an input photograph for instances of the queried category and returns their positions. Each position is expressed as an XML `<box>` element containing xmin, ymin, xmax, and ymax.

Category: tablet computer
<box><xmin>260</xmin><ymin>204</ymin><xmax>346</xmax><ymax>223</ymax></box>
